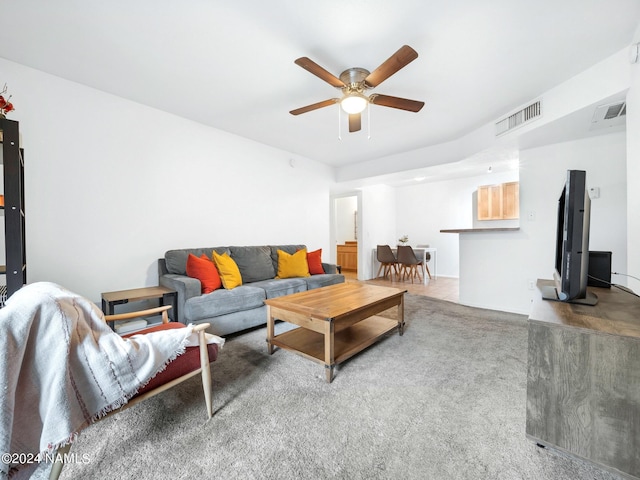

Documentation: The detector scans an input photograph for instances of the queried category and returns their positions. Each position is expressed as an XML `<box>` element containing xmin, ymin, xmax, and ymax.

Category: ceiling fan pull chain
<box><xmin>337</xmin><ymin>104</ymin><xmax>342</xmax><ymax>140</ymax></box>
<box><xmin>367</xmin><ymin>106</ymin><xmax>371</xmax><ymax>140</ymax></box>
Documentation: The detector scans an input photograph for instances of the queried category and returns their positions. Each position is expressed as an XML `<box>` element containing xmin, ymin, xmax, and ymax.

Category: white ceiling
<box><xmin>1</xmin><ymin>0</ymin><xmax>639</xmax><ymax>177</ymax></box>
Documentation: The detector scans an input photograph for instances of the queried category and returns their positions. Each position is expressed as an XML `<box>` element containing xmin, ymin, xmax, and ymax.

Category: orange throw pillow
<box><xmin>307</xmin><ymin>248</ymin><xmax>325</xmax><ymax>275</ymax></box>
<box><xmin>186</xmin><ymin>253</ymin><xmax>222</xmax><ymax>294</ymax></box>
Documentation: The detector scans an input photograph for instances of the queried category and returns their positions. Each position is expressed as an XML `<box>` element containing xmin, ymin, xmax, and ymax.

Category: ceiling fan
<box><xmin>290</xmin><ymin>45</ymin><xmax>425</xmax><ymax>133</ymax></box>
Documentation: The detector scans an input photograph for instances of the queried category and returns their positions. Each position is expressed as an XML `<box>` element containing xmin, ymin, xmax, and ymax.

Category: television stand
<box><xmin>527</xmin><ymin>279</ymin><xmax>640</xmax><ymax>479</ymax></box>
<box><xmin>539</xmin><ymin>284</ymin><xmax>598</xmax><ymax>306</ymax></box>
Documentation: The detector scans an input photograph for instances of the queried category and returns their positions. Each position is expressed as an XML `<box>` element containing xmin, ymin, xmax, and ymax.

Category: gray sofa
<box><xmin>158</xmin><ymin>244</ymin><xmax>344</xmax><ymax>335</ymax></box>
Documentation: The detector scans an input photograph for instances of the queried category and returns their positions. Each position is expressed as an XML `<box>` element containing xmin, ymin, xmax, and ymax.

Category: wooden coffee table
<box><xmin>265</xmin><ymin>283</ymin><xmax>407</xmax><ymax>382</ymax></box>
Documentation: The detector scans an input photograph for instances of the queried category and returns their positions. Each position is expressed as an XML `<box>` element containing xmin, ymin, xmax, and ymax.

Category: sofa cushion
<box><xmin>276</xmin><ymin>248</ymin><xmax>310</xmax><ymax>279</ymax></box>
<box><xmin>184</xmin><ymin>286</ymin><xmax>266</xmax><ymax>321</ymax></box>
<box><xmin>213</xmin><ymin>251</ymin><xmax>243</xmax><ymax>289</ymax></box>
<box><xmin>230</xmin><ymin>246</ymin><xmax>275</xmax><ymax>283</ymax></box>
<box><xmin>205</xmin><ymin>307</ymin><xmax>268</xmax><ymax>337</ymax></box>
<box><xmin>165</xmin><ymin>247</ymin><xmax>229</xmax><ymax>275</ymax></box>
<box><xmin>304</xmin><ymin>274</ymin><xmax>345</xmax><ymax>290</ymax></box>
<box><xmin>250</xmin><ymin>278</ymin><xmax>308</xmax><ymax>299</ymax></box>
<box><xmin>186</xmin><ymin>254</ymin><xmax>222</xmax><ymax>294</ymax></box>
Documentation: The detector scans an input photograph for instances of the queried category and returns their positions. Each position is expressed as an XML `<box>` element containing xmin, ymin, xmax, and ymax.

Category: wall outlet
<box><xmin>528</xmin><ymin>279</ymin><xmax>536</xmax><ymax>290</ymax></box>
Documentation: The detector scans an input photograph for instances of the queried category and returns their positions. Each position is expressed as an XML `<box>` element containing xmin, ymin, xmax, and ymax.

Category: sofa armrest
<box><xmin>159</xmin><ymin>274</ymin><xmax>201</xmax><ymax>323</ymax></box>
<box><xmin>321</xmin><ymin>263</ymin><xmax>339</xmax><ymax>274</ymax></box>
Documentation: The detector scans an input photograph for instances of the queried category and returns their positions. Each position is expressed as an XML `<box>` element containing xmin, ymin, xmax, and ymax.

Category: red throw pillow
<box><xmin>307</xmin><ymin>248</ymin><xmax>325</xmax><ymax>275</ymax></box>
<box><xmin>186</xmin><ymin>253</ymin><xmax>222</xmax><ymax>294</ymax></box>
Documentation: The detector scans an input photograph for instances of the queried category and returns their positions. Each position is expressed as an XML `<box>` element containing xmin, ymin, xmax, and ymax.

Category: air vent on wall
<box><xmin>495</xmin><ymin>100</ymin><xmax>542</xmax><ymax>136</ymax></box>
<box><xmin>604</xmin><ymin>102</ymin><xmax>625</xmax><ymax>119</ymax></box>
<box><xmin>590</xmin><ymin>101</ymin><xmax>626</xmax><ymax>131</ymax></box>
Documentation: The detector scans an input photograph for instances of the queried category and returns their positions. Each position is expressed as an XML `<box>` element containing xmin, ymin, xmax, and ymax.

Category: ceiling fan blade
<box><xmin>349</xmin><ymin>113</ymin><xmax>362</xmax><ymax>132</ymax></box>
<box><xmin>369</xmin><ymin>94</ymin><xmax>424</xmax><ymax>112</ymax></box>
<box><xmin>364</xmin><ymin>45</ymin><xmax>419</xmax><ymax>88</ymax></box>
<box><xmin>294</xmin><ymin>57</ymin><xmax>346</xmax><ymax>88</ymax></box>
<box><xmin>289</xmin><ymin>98</ymin><xmax>339</xmax><ymax>116</ymax></box>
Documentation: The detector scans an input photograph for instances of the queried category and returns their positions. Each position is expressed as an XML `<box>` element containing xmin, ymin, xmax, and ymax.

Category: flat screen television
<box><xmin>541</xmin><ymin>169</ymin><xmax>598</xmax><ymax>305</ymax></box>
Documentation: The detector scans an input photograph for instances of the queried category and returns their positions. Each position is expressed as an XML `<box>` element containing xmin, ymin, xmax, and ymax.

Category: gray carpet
<box><xmin>60</xmin><ymin>295</ymin><xmax>623</xmax><ymax>479</ymax></box>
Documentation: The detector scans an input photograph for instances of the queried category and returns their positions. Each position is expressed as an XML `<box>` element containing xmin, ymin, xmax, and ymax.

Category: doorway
<box><xmin>330</xmin><ymin>192</ymin><xmax>361</xmax><ymax>278</ymax></box>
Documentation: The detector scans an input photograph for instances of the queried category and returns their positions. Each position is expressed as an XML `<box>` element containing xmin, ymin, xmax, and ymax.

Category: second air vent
<box><xmin>495</xmin><ymin>100</ymin><xmax>542</xmax><ymax>136</ymax></box>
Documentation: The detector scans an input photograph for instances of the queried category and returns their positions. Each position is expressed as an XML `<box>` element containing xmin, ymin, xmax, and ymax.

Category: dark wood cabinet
<box><xmin>1</xmin><ymin>118</ymin><xmax>26</xmax><ymax>303</ymax></box>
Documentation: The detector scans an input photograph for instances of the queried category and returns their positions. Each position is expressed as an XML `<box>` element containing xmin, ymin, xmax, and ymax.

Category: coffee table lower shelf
<box><xmin>271</xmin><ymin>315</ymin><xmax>398</xmax><ymax>369</ymax></box>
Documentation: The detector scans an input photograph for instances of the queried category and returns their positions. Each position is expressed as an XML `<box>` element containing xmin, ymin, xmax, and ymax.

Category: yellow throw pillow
<box><xmin>212</xmin><ymin>251</ymin><xmax>243</xmax><ymax>289</ymax></box>
<box><xmin>276</xmin><ymin>248</ymin><xmax>310</xmax><ymax>279</ymax></box>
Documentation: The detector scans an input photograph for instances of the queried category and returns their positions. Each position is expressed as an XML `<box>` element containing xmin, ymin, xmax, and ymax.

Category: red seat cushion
<box><xmin>123</xmin><ymin>322</ymin><xmax>219</xmax><ymax>397</ymax></box>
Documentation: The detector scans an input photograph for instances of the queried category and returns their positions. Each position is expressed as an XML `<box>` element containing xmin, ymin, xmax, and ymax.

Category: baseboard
<box><xmin>458</xmin><ymin>299</ymin><xmax>530</xmax><ymax>317</ymax></box>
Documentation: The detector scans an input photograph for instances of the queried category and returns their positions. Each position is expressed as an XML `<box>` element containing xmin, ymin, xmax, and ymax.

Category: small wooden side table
<box><xmin>101</xmin><ymin>286</ymin><xmax>178</xmax><ymax>330</ymax></box>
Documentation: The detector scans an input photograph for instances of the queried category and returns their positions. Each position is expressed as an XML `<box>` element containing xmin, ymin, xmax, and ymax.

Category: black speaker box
<box><xmin>588</xmin><ymin>251</ymin><xmax>612</xmax><ymax>288</ymax></box>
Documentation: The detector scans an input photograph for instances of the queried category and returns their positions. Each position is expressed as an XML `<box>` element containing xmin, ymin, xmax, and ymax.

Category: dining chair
<box><xmin>396</xmin><ymin>245</ymin><xmax>423</xmax><ymax>283</ymax></box>
<box><xmin>376</xmin><ymin>245</ymin><xmax>399</xmax><ymax>278</ymax></box>
<box><xmin>415</xmin><ymin>244</ymin><xmax>432</xmax><ymax>279</ymax></box>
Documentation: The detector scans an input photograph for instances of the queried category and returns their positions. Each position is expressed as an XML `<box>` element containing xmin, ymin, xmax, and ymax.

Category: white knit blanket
<box><xmin>0</xmin><ymin>282</ymin><xmax>194</xmax><ymax>479</ymax></box>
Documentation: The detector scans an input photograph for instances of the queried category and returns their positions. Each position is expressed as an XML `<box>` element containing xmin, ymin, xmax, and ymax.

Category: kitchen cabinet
<box><xmin>477</xmin><ymin>181</ymin><xmax>519</xmax><ymax>220</ymax></box>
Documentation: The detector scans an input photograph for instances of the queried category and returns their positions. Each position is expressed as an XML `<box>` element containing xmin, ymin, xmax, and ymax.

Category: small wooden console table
<box><xmin>101</xmin><ymin>285</ymin><xmax>178</xmax><ymax>330</ymax></box>
<box><xmin>265</xmin><ymin>283</ymin><xmax>406</xmax><ymax>383</ymax></box>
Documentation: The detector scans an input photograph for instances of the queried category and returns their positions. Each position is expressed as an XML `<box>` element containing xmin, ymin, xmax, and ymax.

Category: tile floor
<box><xmin>343</xmin><ymin>269</ymin><xmax>459</xmax><ymax>303</ymax></box>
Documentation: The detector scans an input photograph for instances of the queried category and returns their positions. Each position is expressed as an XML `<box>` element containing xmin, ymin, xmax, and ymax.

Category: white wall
<box><xmin>394</xmin><ymin>170</ymin><xmax>518</xmax><ymax>278</ymax></box>
<box><xmin>1</xmin><ymin>58</ymin><xmax>334</xmax><ymax>303</ymax></box>
<box><xmin>359</xmin><ymin>185</ymin><xmax>396</xmax><ymax>280</ymax></box>
<box><xmin>627</xmin><ymin>26</ymin><xmax>640</xmax><ymax>293</ymax></box>
<box><xmin>459</xmin><ymin>132</ymin><xmax>627</xmax><ymax>314</ymax></box>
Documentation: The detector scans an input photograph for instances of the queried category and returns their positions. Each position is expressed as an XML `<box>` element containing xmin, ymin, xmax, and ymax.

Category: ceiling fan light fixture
<box><xmin>290</xmin><ymin>46</ymin><xmax>423</xmax><ymax>133</ymax></box>
<box><xmin>340</xmin><ymin>93</ymin><xmax>368</xmax><ymax>114</ymax></box>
